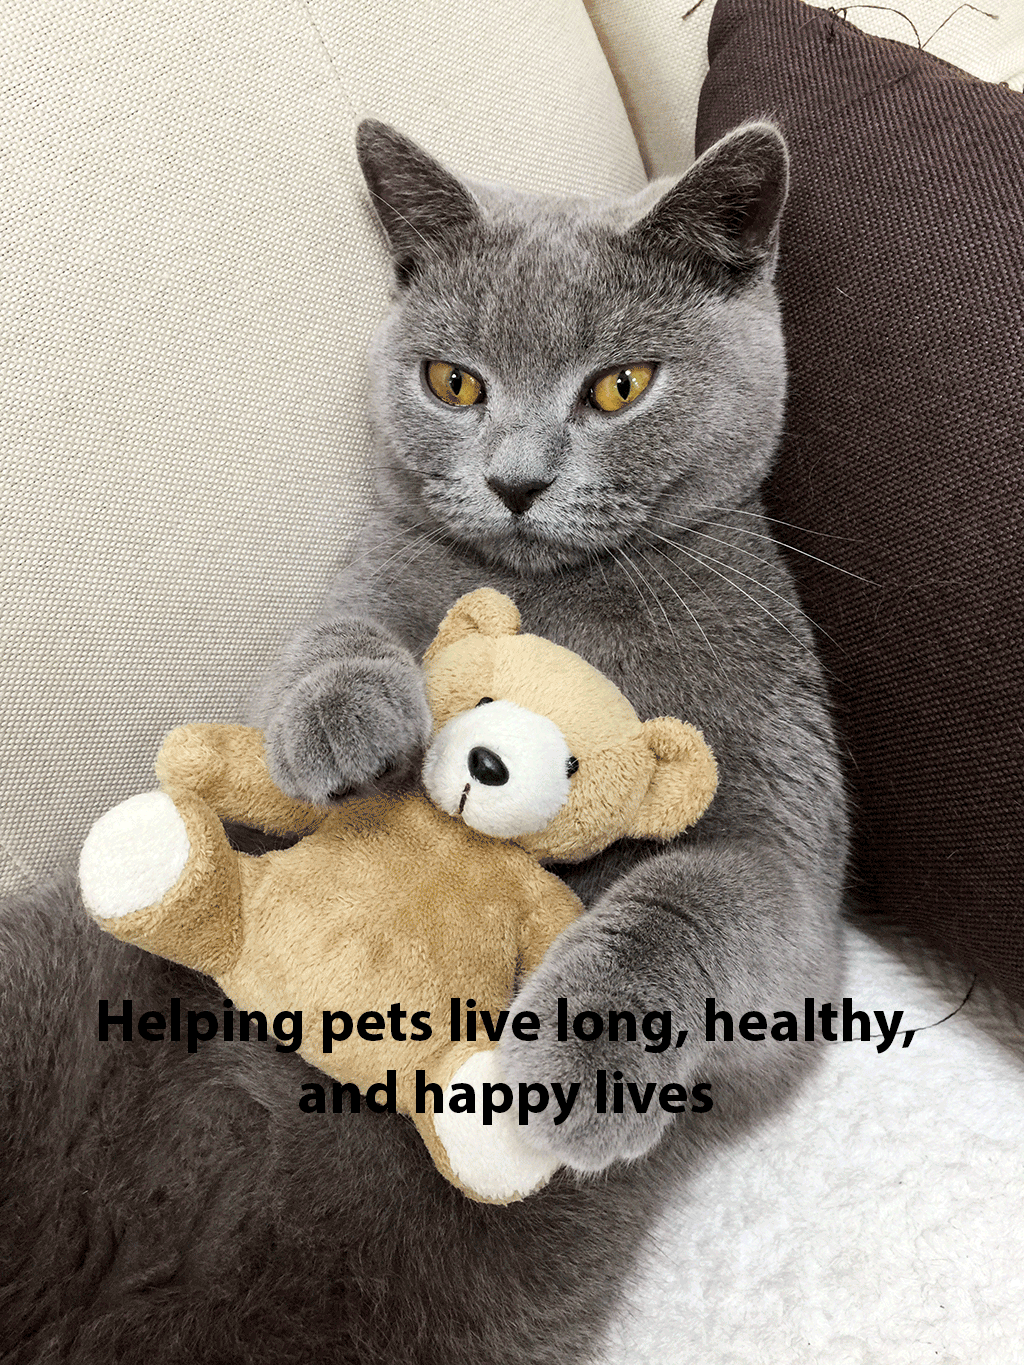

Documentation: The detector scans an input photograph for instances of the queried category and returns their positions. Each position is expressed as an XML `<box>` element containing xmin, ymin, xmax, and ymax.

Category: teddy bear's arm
<box><xmin>516</xmin><ymin>864</ymin><xmax>584</xmax><ymax>978</ymax></box>
<box><xmin>155</xmin><ymin>725</ymin><xmax>328</xmax><ymax>837</ymax></box>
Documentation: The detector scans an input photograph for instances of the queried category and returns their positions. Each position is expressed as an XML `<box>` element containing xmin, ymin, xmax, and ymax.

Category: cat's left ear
<box><xmin>627</xmin><ymin>122</ymin><xmax>789</xmax><ymax>287</ymax></box>
<box><xmin>356</xmin><ymin>120</ymin><xmax>480</xmax><ymax>286</ymax></box>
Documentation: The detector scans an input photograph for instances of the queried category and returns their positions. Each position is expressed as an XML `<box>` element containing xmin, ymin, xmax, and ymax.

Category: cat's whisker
<box><xmin>648</xmin><ymin>530</ymin><xmax>821</xmax><ymax>659</ymax></box>
<box><xmin>664</xmin><ymin>517</ymin><xmax>803</xmax><ymax>575</ymax></box>
<box><xmin>693</xmin><ymin>503</ymin><xmax>863</xmax><ymax>542</ymax></box>
<box><xmin>359</xmin><ymin>519</ymin><xmax>438</xmax><ymax>581</ymax></box>
<box><xmin>371</xmin><ymin>521</ymin><xmax>441</xmax><ymax>572</ymax></box>
<box><xmin>656</xmin><ymin>521</ymin><xmax>839</xmax><ymax>646</ymax></box>
<box><xmin>362</xmin><ymin>526</ymin><xmax>436</xmax><ymax>581</ymax></box>
<box><xmin>682</xmin><ymin>509</ymin><xmax>877</xmax><ymax>583</ymax></box>
<box><xmin>642</xmin><ymin>543</ymin><xmax>727</xmax><ymax>617</ymax></box>
<box><xmin>374</xmin><ymin>526</ymin><xmax>451</xmax><ymax>585</ymax></box>
<box><xmin>594</xmin><ymin>548</ymin><xmax>613</xmax><ymax>593</ymax></box>
<box><xmin>629</xmin><ymin>552</ymin><xmax>679</xmax><ymax>642</ymax></box>
<box><xmin>330</xmin><ymin>514</ymin><xmax>439</xmax><ymax>588</ymax></box>
<box><xmin>631</xmin><ymin>544</ymin><xmax>727</xmax><ymax>675</ymax></box>
<box><xmin>618</xmin><ymin>546</ymin><xmax>681</xmax><ymax>643</ymax></box>
<box><xmin>611</xmin><ymin>547</ymin><xmax>665</xmax><ymax>642</ymax></box>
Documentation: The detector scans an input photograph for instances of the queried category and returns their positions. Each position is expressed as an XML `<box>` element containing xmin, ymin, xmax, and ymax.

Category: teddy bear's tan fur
<box><xmin>81</xmin><ymin>589</ymin><xmax>717</xmax><ymax>1202</ymax></box>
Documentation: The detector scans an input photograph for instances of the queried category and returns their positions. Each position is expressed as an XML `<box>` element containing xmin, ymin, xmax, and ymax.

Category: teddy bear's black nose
<box><xmin>468</xmin><ymin>746</ymin><xmax>509</xmax><ymax>786</ymax></box>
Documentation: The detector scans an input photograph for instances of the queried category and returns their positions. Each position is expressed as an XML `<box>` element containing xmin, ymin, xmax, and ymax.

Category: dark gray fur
<box><xmin>1</xmin><ymin>123</ymin><xmax>846</xmax><ymax>1363</ymax></box>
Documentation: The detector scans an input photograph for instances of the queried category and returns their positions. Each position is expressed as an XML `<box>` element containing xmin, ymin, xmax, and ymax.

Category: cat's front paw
<box><xmin>264</xmin><ymin>656</ymin><xmax>431</xmax><ymax>805</ymax></box>
<box><xmin>498</xmin><ymin>931</ymin><xmax>685</xmax><ymax>1172</ymax></box>
<box><xmin>500</xmin><ymin>1034</ymin><xmax>674</xmax><ymax>1173</ymax></box>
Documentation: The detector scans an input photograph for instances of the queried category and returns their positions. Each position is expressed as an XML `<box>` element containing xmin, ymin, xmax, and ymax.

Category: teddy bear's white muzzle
<box><xmin>422</xmin><ymin>699</ymin><xmax>574</xmax><ymax>839</ymax></box>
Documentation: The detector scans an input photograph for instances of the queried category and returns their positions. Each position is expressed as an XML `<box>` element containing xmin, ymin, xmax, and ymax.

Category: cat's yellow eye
<box><xmin>425</xmin><ymin>361</ymin><xmax>485</xmax><ymax>407</ymax></box>
<box><xmin>589</xmin><ymin>364</ymin><xmax>654</xmax><ymax>413</ymax></box>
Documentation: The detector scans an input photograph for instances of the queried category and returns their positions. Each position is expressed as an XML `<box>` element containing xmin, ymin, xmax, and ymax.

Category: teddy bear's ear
<box><xmin>625</xmin><ymin>718</ymin><xmax>718</xmax><ymax>840</ymax></box>
<box><xmin>422</xmin><ymin>589</ymin><xmax>521</xmax><ymax>665</ymax></box>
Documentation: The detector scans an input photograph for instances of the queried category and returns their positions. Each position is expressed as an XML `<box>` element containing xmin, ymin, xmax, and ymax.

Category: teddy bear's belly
<box><xmin>219</xmin><ymin>795</ymin><xmax>531</xmax><ymax>1092</ymax></box>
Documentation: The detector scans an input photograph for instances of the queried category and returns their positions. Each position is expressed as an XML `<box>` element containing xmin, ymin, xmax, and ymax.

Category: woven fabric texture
<box><xmin>1</xmin><ymin>0</ymin><xmax>644</xmax><ymax>899</ymax></box>
<box><xmin>585</xmin><ymin>0</ymin><xmax>1024</xmax><ymax>177</ymax></box>
<box><xmin>698</xmin><ymin>0</ymin><xmax>1024</xmax><ymax>1001</ymax></box>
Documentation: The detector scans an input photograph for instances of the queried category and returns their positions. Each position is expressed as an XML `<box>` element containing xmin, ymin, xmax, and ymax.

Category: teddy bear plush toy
<box><xmin>79</xmin><ymin>589</ymin><xmax>717</xmax><ymax>1203</ymax></box>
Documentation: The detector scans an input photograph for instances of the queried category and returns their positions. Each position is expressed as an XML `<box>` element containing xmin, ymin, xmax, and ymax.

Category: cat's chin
<box><xmin>457</xmin><ymin>519</ymin><xmax>607</xmax><ymax>577</ymax></box>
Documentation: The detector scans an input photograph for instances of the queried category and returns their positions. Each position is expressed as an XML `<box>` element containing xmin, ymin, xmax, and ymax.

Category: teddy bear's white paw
<box><xmin>434</xmin><ymin>1050</ymin><xmax>560</xmax><ymax>1202</ymax></box>
<box><xmin>79</xmin><ymin>791</ymin><xmax>190</xmax><ymax>920</ymax></box>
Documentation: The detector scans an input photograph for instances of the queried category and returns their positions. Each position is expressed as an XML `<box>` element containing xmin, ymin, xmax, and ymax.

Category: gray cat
<box><xmin>0</xmin><ymin>122</ymin><xmax>846</xmax><ymax>1363</ymax></box>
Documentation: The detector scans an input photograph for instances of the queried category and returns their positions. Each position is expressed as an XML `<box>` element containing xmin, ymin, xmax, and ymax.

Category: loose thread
<box><xmin>922</xmin><ymin>2</ymin><xmax>998</xmax><ymax>51</ymax></box>
<box><xmin>825</xmin><ymin>3</ymin><xmax>997</xmax><ymax>52</ymax></box>
<box><xmin>885</xmin><ymin>974</ymin><xmax>978</xmax><ymax>1045</ymax></box>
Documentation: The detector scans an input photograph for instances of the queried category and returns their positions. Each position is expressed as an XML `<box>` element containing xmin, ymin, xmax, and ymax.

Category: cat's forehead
<box><xmin>396</xmin><ymin>191</ymin><xmax>692</xmax><ymax>377</ymax></box>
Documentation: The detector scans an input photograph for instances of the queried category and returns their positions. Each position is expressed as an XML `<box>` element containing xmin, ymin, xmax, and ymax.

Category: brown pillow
<box><xmin>697</xmin><ymin>0</ymin><xmax>1024</xmax><ymax>1001</ymax></box>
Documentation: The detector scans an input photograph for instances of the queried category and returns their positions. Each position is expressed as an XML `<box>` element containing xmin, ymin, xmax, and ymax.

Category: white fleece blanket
<box><xmin>601</xmin><ymin>921</ymin><xmax>1024</xmax><ymax>1365</ymax></box>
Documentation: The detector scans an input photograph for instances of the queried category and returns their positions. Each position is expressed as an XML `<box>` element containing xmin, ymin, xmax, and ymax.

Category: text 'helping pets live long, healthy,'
<box><xmin>96</xmin><ymin>995</ymin><xmax>915</xmax><ymax>1123</ymax></box>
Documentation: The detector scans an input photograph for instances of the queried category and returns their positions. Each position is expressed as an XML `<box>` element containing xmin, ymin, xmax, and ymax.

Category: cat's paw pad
<box><xmin>434</xmin><ymin>1051</ymin><xmax>560</xmax><ymax>1202</ymax></box>
<box><xmin>79</xmin><ymin>791</ymin><xmax>190</xmax><ymax>920</ymax></box>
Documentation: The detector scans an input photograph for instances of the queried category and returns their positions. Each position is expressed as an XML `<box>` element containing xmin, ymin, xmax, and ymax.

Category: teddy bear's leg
<box><xmin>80</xmin><ymin>786</ymin><xmax>243</xmax><ymax>976</ymax></box>
<box><xmin>415</xmin><ymin>1047</ymin><xmax>561</xmax><ymax>1204</ymax></box>
<box><xmin>80</xmin><ymin>791</ymin><xmax>190</xmax><ymax>919</ymax></box>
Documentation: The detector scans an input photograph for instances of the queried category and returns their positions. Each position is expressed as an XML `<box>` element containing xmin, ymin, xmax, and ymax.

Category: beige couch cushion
<box><xmin>1</xmin><ymin>0</ymin><xmax>644</xmax><ymax>897</ymax></box>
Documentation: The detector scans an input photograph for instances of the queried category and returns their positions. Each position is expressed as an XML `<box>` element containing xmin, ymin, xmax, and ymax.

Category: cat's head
<box><xmin>357</xmin><ymin>120</ymin><xmax>788</xmax><ymax>576</ymax></box>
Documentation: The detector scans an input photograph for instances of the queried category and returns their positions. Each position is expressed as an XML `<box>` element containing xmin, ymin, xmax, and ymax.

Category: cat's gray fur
<box><xmin>1</xmin><ymin>122</ymin><xmax>846</xmax><ymax>1362</ymax></box>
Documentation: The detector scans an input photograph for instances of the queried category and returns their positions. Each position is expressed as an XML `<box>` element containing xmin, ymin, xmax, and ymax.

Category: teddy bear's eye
<box><xmin>475</xmin><ymin>697</ymin><xmax>494</xmax><ymax>707</ymax></box>
<box><xmin>567</xmin><ymin>756</ymin><xmax>579</xmax><ymax>776</ymax></box>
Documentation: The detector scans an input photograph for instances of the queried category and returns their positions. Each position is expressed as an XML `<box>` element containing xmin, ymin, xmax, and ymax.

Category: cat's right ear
<box><xmin>355</xmin><ymin>121</ymin><xmax>480</xmax><ymax>287</ymax></box>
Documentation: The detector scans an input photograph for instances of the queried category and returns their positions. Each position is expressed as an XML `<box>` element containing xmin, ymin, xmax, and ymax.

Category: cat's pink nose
<box><xmin>485</xmin><ymin>475</ymin><xmax>554</xmax><ymax>515</ymax></box>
